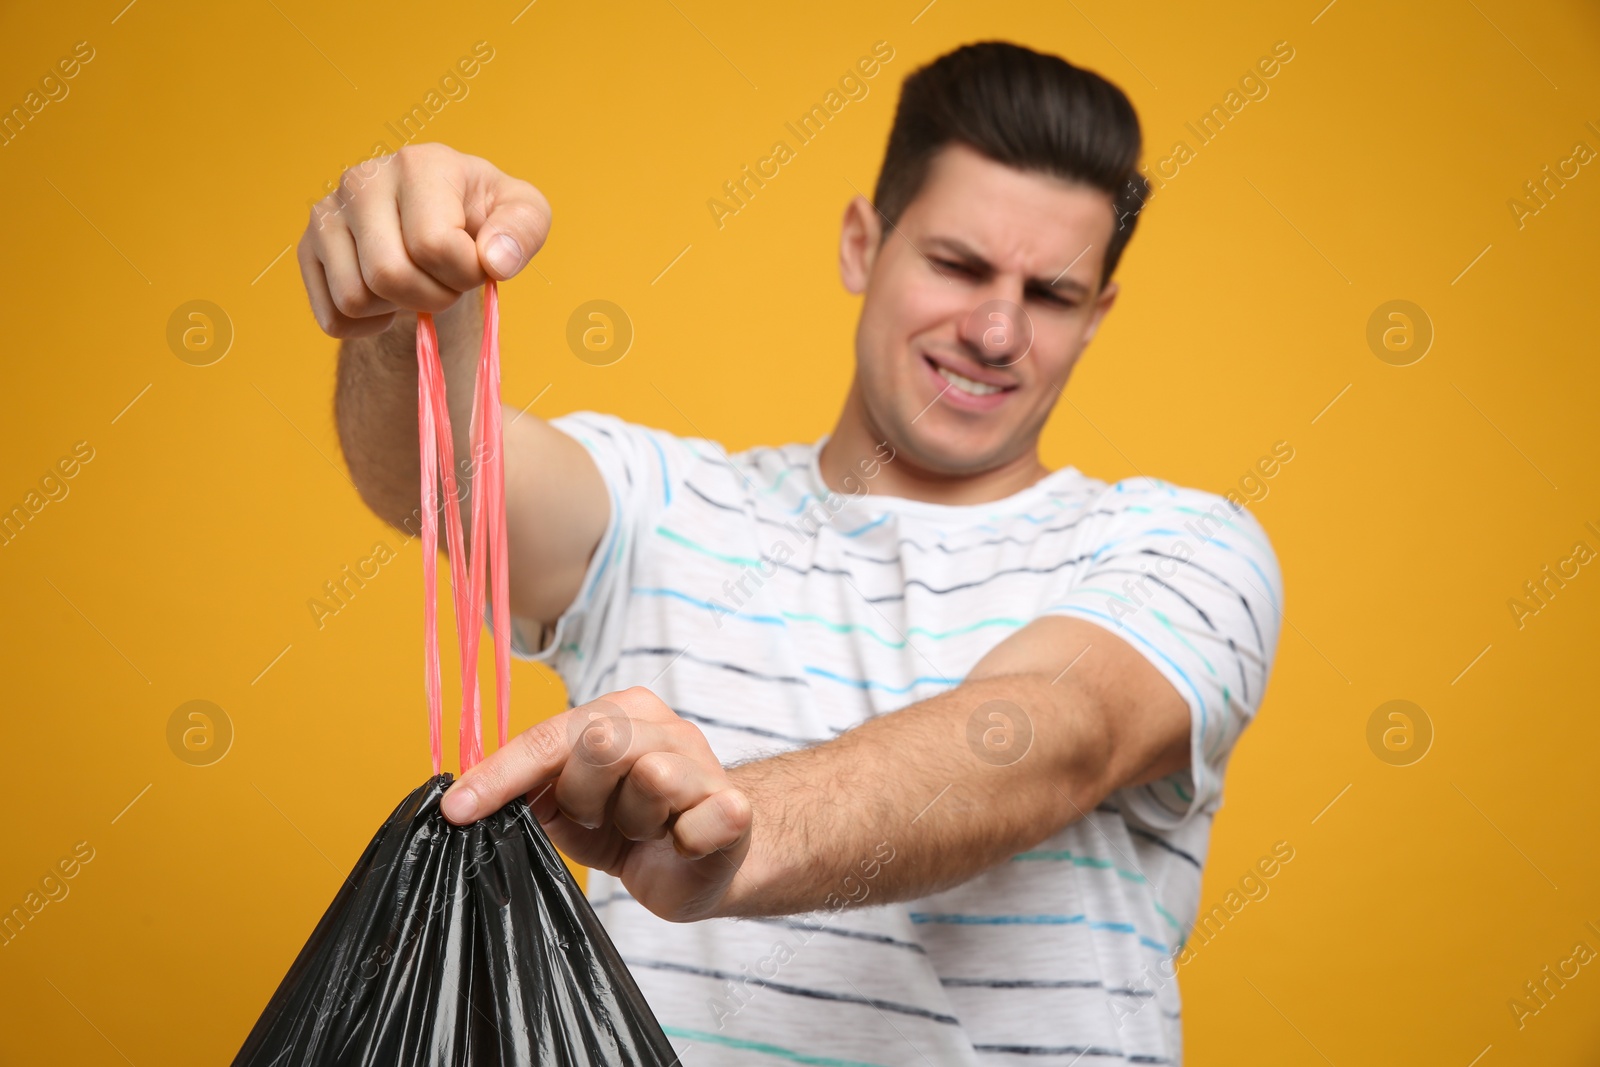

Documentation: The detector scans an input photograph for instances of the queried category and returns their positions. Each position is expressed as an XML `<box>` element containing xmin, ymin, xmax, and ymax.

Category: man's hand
<box><xmin>441</xmin><ymin>687</ymin><xmax>754</xmax><ymax>923</ymax></box>
<box><xmin>298</xmin><ymin>142</ymin><xmax>552</xmax><ymax>338</ymax></box>
<box><xmin>310</xmin><ymin>143</ymin><xmax>607</xmax><ymax>631</ymax></box>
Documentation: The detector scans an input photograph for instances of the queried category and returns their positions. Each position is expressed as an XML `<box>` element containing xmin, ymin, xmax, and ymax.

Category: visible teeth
<box><xmin>937</xmin><ymin>365</ymin><xmax>1003</xmax><ymax>396</ymax></box>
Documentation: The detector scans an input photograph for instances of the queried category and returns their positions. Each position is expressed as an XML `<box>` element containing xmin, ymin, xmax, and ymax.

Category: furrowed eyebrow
<box><xmin>925</xmin><ymin>236</ymin><xmax>1091</xmax><ymax>297</ymax></box>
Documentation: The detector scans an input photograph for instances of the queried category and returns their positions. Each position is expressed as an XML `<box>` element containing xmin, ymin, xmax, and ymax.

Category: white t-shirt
<box><xmin>510</xmin><ymin>411</ymin><xmax>1283</xmax><ymax>1067</ymax></box>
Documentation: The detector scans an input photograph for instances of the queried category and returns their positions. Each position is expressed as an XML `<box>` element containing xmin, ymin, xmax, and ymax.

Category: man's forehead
<box><xmin>901</xmin><ymin>144</ymin><xmax>1114</xmax><ymax>286</ymax></box>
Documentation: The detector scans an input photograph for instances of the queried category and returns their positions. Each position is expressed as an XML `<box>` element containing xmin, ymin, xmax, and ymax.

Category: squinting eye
<box><xmin>1031</xmin><ymin>290</ymin><xmax>1075</xmax><ymax>308</ymax></box>
<box><xmin>933</xmin><ymin>258</ymin><xmax>977</xmax><ymax>278</ymax></box>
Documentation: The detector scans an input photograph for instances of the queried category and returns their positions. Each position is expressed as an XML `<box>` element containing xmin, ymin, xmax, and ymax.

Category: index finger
<box><xmin>440</xmin><ymin>701</ymin><xmax>630</xmax><ymax>824</ymax></box>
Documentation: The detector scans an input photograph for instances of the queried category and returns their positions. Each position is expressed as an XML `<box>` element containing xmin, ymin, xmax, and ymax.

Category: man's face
<box><xmin>841</xmin><ymin>142</ymin><xmax>1121</xmax><ymax>476</ymax></box>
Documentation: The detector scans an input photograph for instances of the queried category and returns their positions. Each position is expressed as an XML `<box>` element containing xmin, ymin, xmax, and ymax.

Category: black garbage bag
<box><xmin>236</xmin><ymin>286</ymin><xmax>675</xmax><ymax>1063</ymax></box>
<box><xmin>232</xmin><ymin>773</ymin><xmax>679</xmax><ymax>1065</ymax></box>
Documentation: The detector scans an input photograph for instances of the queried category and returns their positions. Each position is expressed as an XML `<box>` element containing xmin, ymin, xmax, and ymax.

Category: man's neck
<box><xmin>818</xmin><ymin>390</ymin><xmax>1052</xmax><ymax>507</ymax></box>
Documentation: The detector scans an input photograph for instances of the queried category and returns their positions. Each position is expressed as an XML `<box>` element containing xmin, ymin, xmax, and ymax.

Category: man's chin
<box><xmin>891</xmin><ymin>424</ymin><xmax>1017</xmax><ymax>480</ymax></box>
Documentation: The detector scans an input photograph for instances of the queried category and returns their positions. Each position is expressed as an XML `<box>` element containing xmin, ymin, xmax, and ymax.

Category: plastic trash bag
<box><xmin>232</xmin><ymin>283</ymin><xmax>678</xmax><ymax>1064</ymax></box>
<box><xmin>230</xmin><ymin>773</ymin><xmax>678</xmax><ymax>1064</ymax></box>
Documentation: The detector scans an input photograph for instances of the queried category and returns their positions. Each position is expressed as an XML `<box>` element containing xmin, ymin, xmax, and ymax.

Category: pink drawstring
<box><xmin>416</xmin><ymin>282</ymin><xmax>511</xmax><ymax>775</ymax></box>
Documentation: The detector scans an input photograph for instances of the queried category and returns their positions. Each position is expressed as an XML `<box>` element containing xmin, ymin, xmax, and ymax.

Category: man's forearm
<box><xmin>714</xmin><ymin>673</ymin><xmax>1117</xmax><ymax>918</ymax></box>
<box><xmin>333</xmin><ymin>288</ymin><xmax>483</xmax><ymax>530</ymax></box>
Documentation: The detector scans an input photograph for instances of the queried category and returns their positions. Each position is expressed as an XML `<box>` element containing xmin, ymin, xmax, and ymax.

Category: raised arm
<box><xmin>297</xmin><ymin>143</ymin><xmax>609</xmax><ymax>631</ymax></box>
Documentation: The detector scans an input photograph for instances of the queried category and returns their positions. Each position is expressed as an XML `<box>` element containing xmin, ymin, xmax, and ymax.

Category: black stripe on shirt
<box><xmin>616</xmin><ymin>647</ymin><xmax>811</xmax><ymax>686</ymax></box>
<box><xmin>845</xmin><ymin>552</ymin><xmax>1098</xmax><ymax>603</ymax></box>
<box><xmin>1127</xmin><ymin>548</ymin><xmax>1267</xmax><ymax>656</ymax></box>
<box><xmin>673</xmin><ymin>708</ymin><xmax>819</xmax><ymax>746</ymax></box>
<box><xmin>974</xmin><ymin>1046</ymin><xmax>1170</xmax><ymax>1064</ymax></box>
<box><xmin>940</xmin><ymin>977</ymin><xmax>1153</xmax><ymax>998</ymax></box>
<box><xmin>623</xmin><ymin>956</ymin><xmax>961</xmax><ymax>1026</ymax></box>
<box><xmin>743</xmin><ymin>916</ymin><xmax>928</xmax><ymax>954</ymax></box>
<box><xmin>1127</xmin><ymin>827</ymin><xmax>1202</xmax><ymax>870</ymax></box>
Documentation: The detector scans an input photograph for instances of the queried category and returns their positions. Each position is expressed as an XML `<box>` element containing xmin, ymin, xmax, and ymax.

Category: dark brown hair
<box><xmin>872</xmin><ymin>41</ymin><xmax>1150</xmax><ymax>288</ymax></box>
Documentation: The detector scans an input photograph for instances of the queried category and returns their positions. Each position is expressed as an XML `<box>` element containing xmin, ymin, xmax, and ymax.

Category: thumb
<box><xmin>463</xmin><ymin>160</ymin><xmax>552</xmax><ymax>282</ymax></box>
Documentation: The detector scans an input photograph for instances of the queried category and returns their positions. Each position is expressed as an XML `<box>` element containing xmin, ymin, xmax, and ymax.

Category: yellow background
<box><xmin>2</xmin><ymin>0</ymin><xmax>1597</xmax><ymax>1063</ymax></box>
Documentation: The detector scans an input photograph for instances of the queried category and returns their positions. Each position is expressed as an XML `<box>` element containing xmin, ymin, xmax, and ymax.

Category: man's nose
<box><xmin>957</xmin><ymin>287</ymin><xmax>1034</xmax><ymax>368</ymax></box>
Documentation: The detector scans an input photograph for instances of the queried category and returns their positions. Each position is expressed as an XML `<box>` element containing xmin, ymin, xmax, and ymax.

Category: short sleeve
<box><xmin>1039</xmin><ymin>479</ymin><xmax>1284</xmax><ymax>831</ymax></box>
<box><xmin>506</xmin><ymin>411</ymin><xmax>706</xmax><ymax>701</ymax></box>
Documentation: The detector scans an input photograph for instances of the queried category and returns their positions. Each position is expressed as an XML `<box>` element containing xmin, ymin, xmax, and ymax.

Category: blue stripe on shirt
<box><xmin>802</xmin><ymin>665</ymin><xmax>960</xmax><ymax>693</ymax></box>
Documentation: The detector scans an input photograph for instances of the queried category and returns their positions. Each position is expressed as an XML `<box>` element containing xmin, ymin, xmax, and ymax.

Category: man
<box><xmin>301</xmin><ymin>40</ymin><xmax>1281</xmax><ymax>1067</ymax></box>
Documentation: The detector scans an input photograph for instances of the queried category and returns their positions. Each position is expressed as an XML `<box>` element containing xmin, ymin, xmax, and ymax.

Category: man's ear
<box><xmin>839</xmin><ymin>195</ymin><xmax>882</xmax><ymax>295</ymax></box>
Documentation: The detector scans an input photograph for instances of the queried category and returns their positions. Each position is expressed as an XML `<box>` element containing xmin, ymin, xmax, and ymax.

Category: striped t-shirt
<box><xmin>509</xmin><ymin>411</ymin><xmax>1283</xmax><ymax>1066</ymax></box>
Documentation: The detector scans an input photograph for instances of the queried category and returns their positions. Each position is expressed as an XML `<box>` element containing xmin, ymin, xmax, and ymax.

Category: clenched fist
<box><xmin>297</xmin><ymin>142</ymin><xmax>551</xmax><ymax>337</ymax></box>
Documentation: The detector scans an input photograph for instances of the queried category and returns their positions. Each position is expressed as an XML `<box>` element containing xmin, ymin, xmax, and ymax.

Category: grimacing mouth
<box><xmin>919</xmin><ymin>348</ymin><xmax>1022</xmax><ymax>399</ymax></box>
